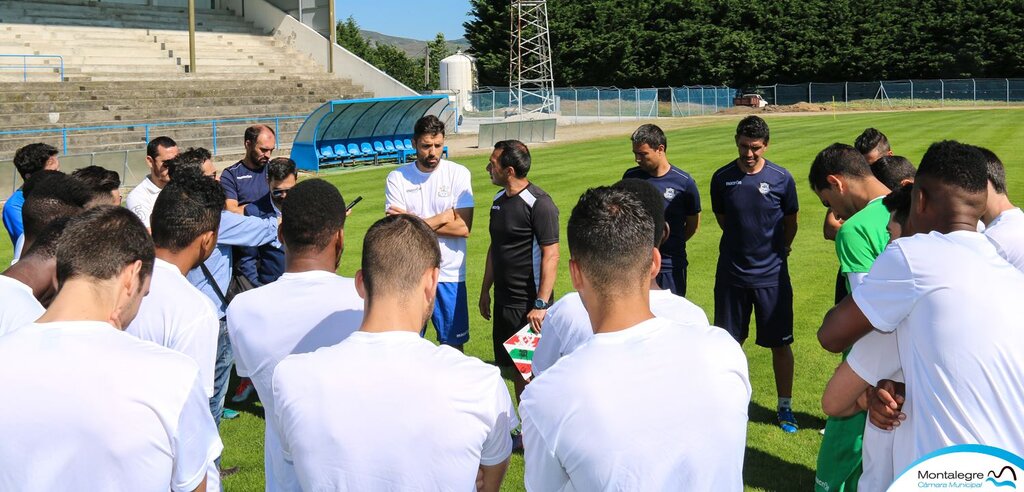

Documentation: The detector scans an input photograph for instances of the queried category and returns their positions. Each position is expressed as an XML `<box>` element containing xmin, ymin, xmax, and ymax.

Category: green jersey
<box><xmin>815</xmin><ymin>196</ymin><xmax>891</xmax><ymax>492</ymax></box>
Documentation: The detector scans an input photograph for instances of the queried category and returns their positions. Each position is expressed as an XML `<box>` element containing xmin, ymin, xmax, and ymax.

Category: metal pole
<box><xmin>808</xmin><ymin>82</ymin><xmax>812</xmax><ymax>104</ymax></box>
<box><xmin>845</xmin><ymin>81</ymin><xmax>849</xmax><ymax>109</ymax></box>
<box><xmin>973</xmin><ymin>79</ymin><xmax>977</xmax><ymax>105</ymax></box>
<box><xmin>617</xmin><ymin>88</ymin><xmax>622</xmax><ymax>122</ymax></box>
<box><xmin>941</xmin><ymin>79</ymin><xmax>945</xmax><ymax>107</ymax></box>
<box><xmin>1008</xmin><ymin>79</ymin><xmax>1011</xmax><ymax>105</ymax></box>
<box><xmin>636</xmin><ymin>88</ymin><xmax>640</xmax><ymax>120</ymax></box>
<box><xmin>700</xmin><ymin>87</ymin><xmax>705</xmax><ymax>115</ymax></box>
<box><xmin>686</xmin><ymin>87</ymin><xmax>691</xmax><ymax>116</ymax></box>
<box><xmin>910</xmin><ymin>80</ymin><xmax>914</xmax><ymax>108</ymax></box>
<box><xmin>62</xmin><ymin>127</ymin><xmax>67</xmax><ymax>154</ymax></box>
<box><xmin>212</xmin><ymin>121</ymin><xmax>218</xmax><ymax>155</ymax></box>
<box><xmin>573</xmin><ymin>88</ymin><xmax>578</xmax><ymax>123</ymax></box>
<box><xmin>188</xmin><ymin>0</ymin><xmax>196</xmax><ymax>73</ymax></box>
<box><xmin>275</xmin><ymin>117</ymin><xmax>280</xmax><ymax>137</ymax></box>
<box><xmin>597</xmin><ymin>89</ymin><xmax>601</xmax><ymax>118</ymax></box>
<box><xmin>328</xmin><ymin>0</ymin><xmax>336</xmax><ymax>74</ymax></box>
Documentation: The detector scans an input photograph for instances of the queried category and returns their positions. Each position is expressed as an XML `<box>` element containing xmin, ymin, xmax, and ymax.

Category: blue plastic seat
<box><xmin>384</xmin><ymin>140</ymin><xmax>396</xmax><ymax>152</ymax></box>
<box><xmin>320</xmin><ymin>145</ymin><xmax>334</xmax><ymax>159</ymax></box>
<box><xmin>360</xmin><ymin>142</ymin><xmax>375</xmax><ymax>155</ymax></box>
<box><xmin>373</xmin><ymin>141</ymin><xmax>386</xmax><ymax>154</ymax></box>
<box><xmin>404</xmin><ymin>139</ymin><xmax>413</xmax><ymax>150</ymax></box>
<box><xmin>334</xmin><ymin>144</ymin><xmax>348</xmax><ymax>157</ymax></box>
<box><xmin>392</xmin><ymin>139</ymin><xmax>404</xmax><ymax>151</ymax></box>
<box><xmin>347</xmin><ymin>143</ymin><xmax>361</xmax><ymax>156</ymax></box>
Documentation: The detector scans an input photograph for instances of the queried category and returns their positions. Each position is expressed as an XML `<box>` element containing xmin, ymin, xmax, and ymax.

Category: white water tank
<box><xmin>440</xmin><ymin>51</ymin><xmax>476</xmax><ymax>112</ymax></box>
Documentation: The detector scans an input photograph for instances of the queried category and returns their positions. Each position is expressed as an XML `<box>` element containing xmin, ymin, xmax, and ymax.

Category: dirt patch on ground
<box><xmin>720</xmin><ymin>102</ymin><xmax>831</xmax><ymax>115</ymax></box>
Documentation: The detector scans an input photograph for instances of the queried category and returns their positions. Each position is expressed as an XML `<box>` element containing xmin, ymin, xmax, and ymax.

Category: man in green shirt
<box><xmin>808</xmin><ymin>143</ymin><xmax>893</xmax><ymax>492</ymax></box>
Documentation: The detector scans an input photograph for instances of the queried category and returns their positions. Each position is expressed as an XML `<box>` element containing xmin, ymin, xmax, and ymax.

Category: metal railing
<box><xmin>0</xmin><ymin>114</ymin><xmax>307</xmax><ymax>157</ymax></box>
<box><xmin>467</xmin><ymin>86</ymin><xmax>737</xmax><ymax>122</ymax></box>
<box><xmin>756</xmin><ymin>78</ymin><xmax>1024</xmax><ymax>107</ymax></box>
<box><xmin>0</xmin><ymin>54</ymin><xmax>65</xmax><ymax>82</ymax></box>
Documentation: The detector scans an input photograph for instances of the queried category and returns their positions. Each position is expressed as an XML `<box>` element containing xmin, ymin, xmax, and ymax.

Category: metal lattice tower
<box><xmin>509</xmin><ymin>0</ymin><xmax>555</xmax><ymax>115</ymax></box>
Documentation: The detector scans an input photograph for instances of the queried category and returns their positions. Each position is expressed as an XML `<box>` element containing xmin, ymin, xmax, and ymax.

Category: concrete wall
<box><xmin>222</xmin><ymin>0</ymin><xmax>417</xmax><ymax>98</ymax></box>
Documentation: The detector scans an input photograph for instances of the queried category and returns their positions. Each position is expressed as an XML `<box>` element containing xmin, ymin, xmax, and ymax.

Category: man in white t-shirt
<box><xmin>0</xmin><ymin>206</ymin><xmax>221</xmax><ymax>492</ymax></box>
<box><xmin>271</xmin><ymin>214</ymin><xmax>514</xmax><ymax>491</ymax></box>
<box><xmin>978</xmin><ymin>147</ymin><xmax>1024</xmax><ymax>271</ymax></box>
<box><xmin>532</xmin><ymin>179</ymin><xmax>710</xmax><ymax>376</ymax></box>
<box><xmin>126</xmin><ymin>136</ymin><xmax>179</xmax><ymax>228</ymax></box>
<box><xmin>520</xmin><ymin>186</ymin><xmax>750</xmax><ymax>491</ymax></box>
<box><xmin>819</xmin><ymin>141</ymin><xmax>1024</xmax><ymax>479</ymax></box>
<box><xmin>385</xmin><ymin>115</ymin><xmax>473</xmax><ymax>351</ymax></box>
<box><xmin>228</xmin><ymin>179</ymin><xmax>363</xmax><ymax>492</ymax></box>
<box><xmin>127</xmin><ymin>171</ymin><xmax>222</xmax><ymax>399</ymax></box>
<box><xmin>0</xmin><ymin>218</ymin><xmax>71</xmax><ymax>336</ymax></box>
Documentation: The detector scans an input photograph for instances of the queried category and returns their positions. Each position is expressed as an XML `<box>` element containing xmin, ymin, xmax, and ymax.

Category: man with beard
<box><xmin>384</xmin><ymin>115</ymin><xmax>474</xmax><ymax>352</ymax></box>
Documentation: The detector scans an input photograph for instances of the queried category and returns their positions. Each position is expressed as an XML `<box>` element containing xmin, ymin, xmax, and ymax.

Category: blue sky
<box><xmin>336</xmin><ymin>0</ymin><xmax>472</xmax><ymax>40</ymax></box>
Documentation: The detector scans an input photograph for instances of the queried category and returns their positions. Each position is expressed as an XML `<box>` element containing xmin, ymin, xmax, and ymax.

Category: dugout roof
<box><xmin>290</xmin><ymin>95</ymin><xmax>452</xmax><ymax>172</ymax></box>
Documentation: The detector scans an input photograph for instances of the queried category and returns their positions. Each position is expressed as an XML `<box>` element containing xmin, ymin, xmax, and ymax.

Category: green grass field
<box><xmin>3</xmin><ymin>108</ymin><xmax>1020</xmax><ymax>491</ymax></box>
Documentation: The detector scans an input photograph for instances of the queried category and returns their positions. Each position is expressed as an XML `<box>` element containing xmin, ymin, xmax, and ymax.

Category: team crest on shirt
<box><xmin>759</xmin><ymin>182</ymin><xmax>770</xmax><ymax>195</ymax></box>
<box><xmin>437</xmin><ymin>185</ymin><xmax>451</xmax><ymax>198</ymax></box>
<box><xmin>664</xmin><ymin>188</ymin><xmax>676</xmax><ymax>200</ymax></box>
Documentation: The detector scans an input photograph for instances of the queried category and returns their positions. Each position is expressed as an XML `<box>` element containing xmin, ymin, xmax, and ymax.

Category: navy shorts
<box><xmin>492</xmin><ymin>303</ymin><xmax>529</xmax><ymax>368</ymax></box>
<box><xmin>655</xmin><ymin>265</ymin><xmax>688</xmax><ymax>297</ymax></box>
<box><xmin>424</xmin><ymin>281</ymin><xmax>470</xmax><ymax>346</ymax></box>
<box><xmin>714</xmin><ymin>273</ymin><xmax>794</xmax><ymax>348</ymax></box>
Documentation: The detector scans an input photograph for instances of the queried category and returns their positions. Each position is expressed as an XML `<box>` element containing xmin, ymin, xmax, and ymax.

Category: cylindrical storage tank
<box><xmin>440</xmin><ymin>51</ymin><xmax>476</xmax><ymax>112</ymax></box>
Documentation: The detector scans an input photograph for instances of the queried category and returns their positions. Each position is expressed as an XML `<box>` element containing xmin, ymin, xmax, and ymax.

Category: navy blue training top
<box><xmin>220</xmin><ymin>161</ymin><xmax>274</xmax><ymax>215</ymax></box>
<box><xmin>710</xmin><ymin>159</ymin><xmax>798</xmax><ymax>287</ymax></box>
<box><xmin>622</xmin><ymin>165</ymin><xmax>701</xmax><ymax>270</ymax></box>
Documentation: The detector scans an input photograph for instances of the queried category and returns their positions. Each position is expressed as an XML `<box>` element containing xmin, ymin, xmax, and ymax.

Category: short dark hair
<box><xmin>56</xmin><ymin>205</ymin><xmax>154</xmax><ymax>287</ymax></box>
<box><xmin>21</xmin><ymin>171</ymin><xmax>90</xmax><ymax>242</ymax></box>
<box><xmin>916</xmin><ymin>140</ymin><xmax>988</xmax><ymax>193</ymax></box>
<box><xmin>493</xmin><ymin>140</ymin><xmax>532</xmax><ymax>178</ymax></box>
<box><xmin>808</xmin><ymin>143</ymin><xmax>873</xmax><ymax>191</ymax></box>
<box><xmin>244</xmin><ymin>125</ymin><xmax>275</xmax><ymax>145</ymax></box>
<box><xmin>361</xmin><ymin>214</ymin><xmax>440</xmax><ymax>300</ymax></box>
<box><xmin>736</xmin><ymin>116</ymin><xmax>770</xmax><ymax>144</ymax></box>
<box><xmin>413</xmin><ymin>115</ymin><xmax>445</xmax><ymax>141</ymax></box>
<box><xmin>166</xmin><ymin>147</ymin><xmax>212</xmax><ymax>178</ymax></box>
<box><xmin>71</xmin><ymin>166</ymin><xmax>120</xmax><ymax>201</ymax></box>
<box><xmin>975</xmin><ymin>146</ymin><xmax>1006</xmax><ymax>195</ymax></box>
<box><xmin>871</xmin><ymin>155</ymin><xmax>916</xmax><ymax>191</ymax></box>
<box><xmin>854</xmin><ymin>128</ymin><xmax>890</xmax><ymax>156</ymax></box>
<box><xmin>612</xmin><ymin>179</ymin><xmax>666</xmax><ymax>246</ymax></box>
<box><xmin>883</xmin><ymin>182</ymin><xmax>914</xmax><ymax>227</ymax></box>
<box><xmin>281</xmin><ymin>179</ymin><xmax>346</xmax><ymax>254</ymax></box>
<box><xmin>567</xmin><ymin>186</ymin><xmax>655</xmax><ymax>296</ymax></box>
<box><xmin>22</xmin><ymin>216</ymin><xmax>72</xmax><ymax>261</ymax></box>
<box><xmin>631</xmin><ymin>124</ymin><xmax>667</xmax><ymax>150</ymax></box>
<box><xmin>13</xmin><ymin>143</ymin><xmax>58</xmax><ymax>180</ymax></box>
<box><xmin>146</xmin><ymin>136</ymin><xmax>177</xmax><ymax>160</ymax></box>
<box><xmin>267</xmin><ymin>157</ymin><xmax>297</xmax><ymax>183</ymax></box>
<box><xmin>150</xmin><ymin>170</ymin><xmax>224</xmax><ymax>252</ymax></box>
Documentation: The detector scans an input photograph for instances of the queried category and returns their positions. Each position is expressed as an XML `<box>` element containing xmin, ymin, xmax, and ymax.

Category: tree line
<box><xmin>336</xmin><ymin>17</ymin><xmax>453</xmax><ymax>92</ymax></box>
<box><xmin>463</xmin><ymin>0</ymin><xmax>1024</xmax><ymax>89</ymax></box>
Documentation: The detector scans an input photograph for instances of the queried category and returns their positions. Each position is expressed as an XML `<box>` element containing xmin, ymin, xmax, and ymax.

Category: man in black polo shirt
<box><xmin>479</xmin><ymin>139</ymin><xmax>560</xmax><ymax>403</ymax></box>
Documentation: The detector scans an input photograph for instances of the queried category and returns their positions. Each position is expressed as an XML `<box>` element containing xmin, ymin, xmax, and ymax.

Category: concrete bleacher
<box><xmin>0</xmin><ymin>0</ymin><xmax>374</xmax><ymax>167</ymax></box>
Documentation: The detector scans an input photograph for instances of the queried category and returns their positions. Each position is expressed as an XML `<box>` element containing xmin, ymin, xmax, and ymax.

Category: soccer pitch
<box><xmin>4</xmin><ymin>108</ymin><xmax>1021</xmax><ymax>491</ymax></box>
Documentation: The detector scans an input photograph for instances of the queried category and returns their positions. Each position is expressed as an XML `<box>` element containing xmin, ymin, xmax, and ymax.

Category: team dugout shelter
<box><xmin>290</xmin><ymin>95</ymin><xmax>453</xmax><ymax>172</ymax></box>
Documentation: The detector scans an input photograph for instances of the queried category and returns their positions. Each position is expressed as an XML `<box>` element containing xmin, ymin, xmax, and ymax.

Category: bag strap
<box><xmin>199</xmin><ymin>262</ymin><xmax>228</xmax><ymax>306</ymax></box>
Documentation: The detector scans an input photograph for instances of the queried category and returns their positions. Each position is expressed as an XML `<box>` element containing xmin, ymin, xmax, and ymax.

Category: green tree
<box><xmin>425</xmin><ymin>33</ymin><xmax>454</xmax><ymax>91</ymax></box>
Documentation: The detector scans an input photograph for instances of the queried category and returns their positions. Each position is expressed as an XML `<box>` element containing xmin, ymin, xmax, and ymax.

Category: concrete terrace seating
<box><xmin>0</xmin><ymin>0</ymin><xmax>374</xmax><ymax>161</ymax></box>
<box><xmin>0</xmin><ymin>0</ymin><xmax>327</xmax><ymax>81</ymax></box>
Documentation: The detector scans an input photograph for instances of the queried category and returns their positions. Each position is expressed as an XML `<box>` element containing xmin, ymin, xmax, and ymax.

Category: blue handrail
<box><xmin>0</xmin><ymin>115</ymin><xmax>307</xmax><ymax>155</ymax></box>
<box><xmin>0</xmin><ymin>54</ymin><xmax>64</xmax><ymax>82</ymax></box>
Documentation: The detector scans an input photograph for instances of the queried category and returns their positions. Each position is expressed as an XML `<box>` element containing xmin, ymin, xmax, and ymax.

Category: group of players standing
<box><xmin>0</xmin><ymin>109</ymin><xmax>1021</xmax><ymax>491</ymax></box>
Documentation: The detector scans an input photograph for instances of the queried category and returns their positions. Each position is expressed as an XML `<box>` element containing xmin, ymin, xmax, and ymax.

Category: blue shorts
<box><xmin>424</xmin><ymin>281</ymin><xmax>470</xmax><ymax>346</ymax></box>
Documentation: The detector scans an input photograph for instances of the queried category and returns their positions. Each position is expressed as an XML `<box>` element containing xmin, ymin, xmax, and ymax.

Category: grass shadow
<box><xmin>744</xmin><ymin>446</ymin><xmax>817</xmax><ymax>490</ymax></box>
<box><xmin>749</xmin><ymin>401</ymin><xmax>827</xmax><ymax>431</ymax></box>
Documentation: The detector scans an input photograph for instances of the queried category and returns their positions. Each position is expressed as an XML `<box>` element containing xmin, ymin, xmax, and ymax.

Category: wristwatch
<box><xmin>533</xmin><ymin>298</ymin><xmax>551</xmax><ymax>310</ymax></box>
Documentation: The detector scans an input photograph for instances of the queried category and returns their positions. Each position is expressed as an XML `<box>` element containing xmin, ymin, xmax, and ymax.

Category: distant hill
<box><xmin>360</xmin><ymin>29</ymin><xmax>470</xmax><ymax>58</ymax></box>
